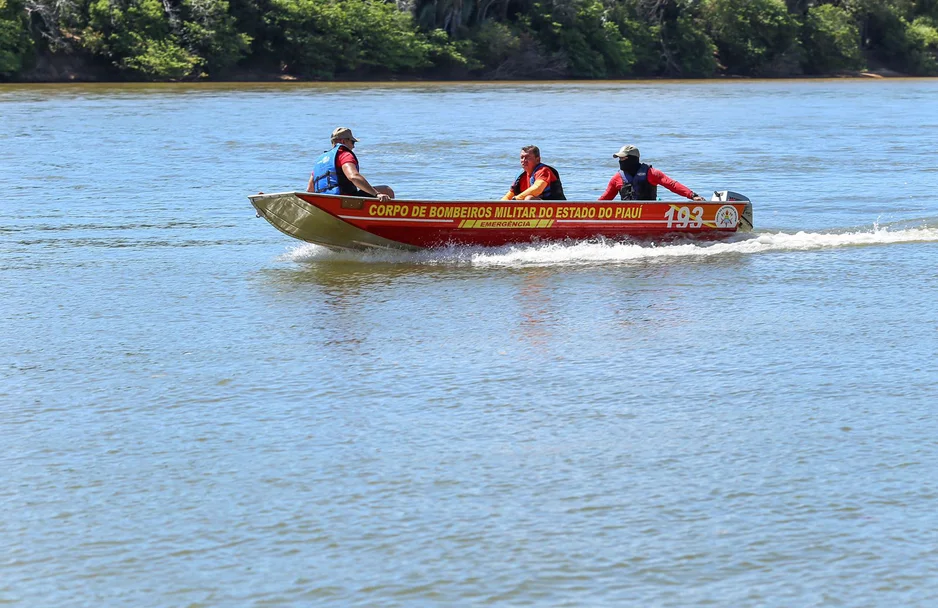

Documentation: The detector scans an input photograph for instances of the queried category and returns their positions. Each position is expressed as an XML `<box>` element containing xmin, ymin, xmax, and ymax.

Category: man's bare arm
<box><xmin>342</xmin><ymin>162</ymin><xmax>390</xmax><ymax>201</ymax></box>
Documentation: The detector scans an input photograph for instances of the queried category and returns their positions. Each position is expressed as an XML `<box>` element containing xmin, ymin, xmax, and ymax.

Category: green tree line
<box><xmin>2</xmin><ymin>0</ymin><xmax>937</xmax><ymax>80</ymax></box>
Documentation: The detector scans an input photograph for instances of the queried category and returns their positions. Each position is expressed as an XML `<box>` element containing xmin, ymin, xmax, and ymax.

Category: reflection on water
<box><xmin>256</xmin><ymin>245</ymin><xmax>757</xmax><ymax>362</ymax></box>
<box><xmin>515</xmin><ymin>269</ymin><xmax>557</xmax><ymax>348</ymax></box>
<box><xmin>262</xmin><ymin>260</ymin><xmax>443</xmax><ymax>289</ymax></box>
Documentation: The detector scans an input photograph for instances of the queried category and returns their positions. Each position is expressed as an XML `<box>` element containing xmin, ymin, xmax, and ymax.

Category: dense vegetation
<box><xmin>2</xmin><ymin>0</ymin><xmax>937</xmax><ymax>80</ymax></box>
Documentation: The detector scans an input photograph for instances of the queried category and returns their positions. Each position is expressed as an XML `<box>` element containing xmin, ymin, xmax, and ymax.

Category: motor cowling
<box><xmin>711</xmin><ymin>190</ymin><xmax>750</xmax><ymax>203</ymax></box>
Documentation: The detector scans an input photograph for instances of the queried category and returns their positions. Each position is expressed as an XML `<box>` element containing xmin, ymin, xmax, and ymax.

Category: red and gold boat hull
<box><xmin>249</xmin><ymin>192</ymin><xmax>753</xmax><ymax>251</ymax></box>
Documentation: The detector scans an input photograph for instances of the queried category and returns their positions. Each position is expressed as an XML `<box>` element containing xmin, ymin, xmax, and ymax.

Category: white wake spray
<box><xmin>282</xmin><ymin>225</ymin><xmax>938</xmax><ymax>268</ymax></box>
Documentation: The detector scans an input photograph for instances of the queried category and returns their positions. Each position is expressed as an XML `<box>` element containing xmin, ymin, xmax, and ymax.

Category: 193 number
<box><xmin>664</xmin><ymin>206</ymin><xmax>704</xmax><ymax>228</ymax></box>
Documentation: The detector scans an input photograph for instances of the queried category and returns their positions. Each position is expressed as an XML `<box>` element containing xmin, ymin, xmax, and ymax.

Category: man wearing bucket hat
<box><xmin>308</xmin><ymin>127</ymin><xmax>394</xmax><ymax>201</ymax></box>
<box><xmin>598</xmin><ymin>145</ymin><xmax>704</xmax><ymax>202</ymax></box>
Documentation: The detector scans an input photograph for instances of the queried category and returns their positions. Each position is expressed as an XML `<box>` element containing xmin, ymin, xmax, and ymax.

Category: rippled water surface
<box><xmin>3</xmin><ymin>80</ymin><xmax>938</xmax><ymax>606</ymax></box>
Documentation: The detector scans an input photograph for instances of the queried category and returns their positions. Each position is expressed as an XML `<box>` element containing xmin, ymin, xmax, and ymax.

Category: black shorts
<box><xmin>353</xmin><ymin>189</ymin><xmax>377</xmax><ymax>198</ymax></box>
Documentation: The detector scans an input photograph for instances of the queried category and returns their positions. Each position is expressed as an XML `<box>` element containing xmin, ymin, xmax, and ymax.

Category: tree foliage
<box><xmin>523</xmin><ymin>0</ymin><xmax>635</xmax><ymax>77</ymax></box>
<box><xmin>702</xmin><ymin>0</ymin><xmax>800</xmax><ymax>75</ymax></box>
<box><xmin>801</xmin><ymin>4</ymin><xmax>864</xmax><ymax>74</ymax></box>
<box><xmin>81</xmin><ymin>0</ymin><xmax>199</xmax><ymax>78</ymax></box>
<box><xmin>0</xmin><ymin>0</ymin><xmax>32</xmax><ymax>78</ymax></box>
<box><xmin>181</xmin><ymin>0</ymin><xmax>252</xmax><ymax>73</ymax></box>
<box><xmin>265</xmin><ymin>0</ymin><xmax>464</xmax><ymax>77</ymax></box>
<box><xmin>3</xmin><ymin>0</ymin><xmax>937</xmax><ymax>79</ymax></box>
<box><xmin>655</xmin><ymin>2</ymin><xmax>720</xmax><ymax>77</ymax></box>
<box><xmin>845</xmin><ymin>0</ymin><xmax>938</xmax><ymax>72</ymax></box>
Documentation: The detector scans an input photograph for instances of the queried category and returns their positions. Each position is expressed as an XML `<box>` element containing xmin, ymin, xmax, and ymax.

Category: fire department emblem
<box><xmin>715</xmin><ymin>205</ymin><xmax>739</xmax><ymax>228</ymax></box>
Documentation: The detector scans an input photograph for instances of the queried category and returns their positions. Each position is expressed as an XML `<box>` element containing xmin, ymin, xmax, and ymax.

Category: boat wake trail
<box><xmin>283</xmin><ymin>225</ymin><xmax>938</xmax><ymax>268</ymax></box>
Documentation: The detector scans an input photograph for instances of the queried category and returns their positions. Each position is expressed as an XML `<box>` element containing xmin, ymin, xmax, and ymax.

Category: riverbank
<box><xmin>7</xmin><ymin>53</ymin><xmax>915</xmax><ymax>83</ymax></box>
<box><xmin>2</xmin><ymin>0</ymin><xmax>936</xmax><ymax>83</ymax></box>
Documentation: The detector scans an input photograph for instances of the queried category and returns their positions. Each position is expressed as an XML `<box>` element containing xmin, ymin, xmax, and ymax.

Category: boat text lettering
<box><xmin>612</xmin><ymin>206</ymin><xmax>642</xmax><ymax>219</ymax></box>
<box><xmin>367</xmin><ymin>204</ymin><xmax>496</xmax><ymax>219</ymax></box>
<box><xmin>366</xmin><ymin>204</ymin><xmax>644</xmax><ymax>222</ymax></box>
<box><xmin>429</xmin><ymin>206</ymin><xmax>493</xmax><ymax>219</ymax></box>
<box><xmin>494</xmin><ymin>206</ymin><xmax>548</xmax><ymax>219</ymax></box>
<box><xmin>369</xmin><ymin>204</ymin><xmax>414</xmax><ymax>217</ymax></box>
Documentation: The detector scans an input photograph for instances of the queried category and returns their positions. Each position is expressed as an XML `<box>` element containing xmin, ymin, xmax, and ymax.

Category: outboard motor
<box><xmin>711</xmin><ymin>190</ymin><xmax>753</xmax><ymax>232</ymax></box>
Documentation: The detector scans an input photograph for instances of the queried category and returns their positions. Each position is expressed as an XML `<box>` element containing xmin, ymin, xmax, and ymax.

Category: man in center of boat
<box><xmin>308</xmin><ymin>127</ymin><xmax>394</xmax><ymax>201</ymax></box>
<box><xmin>599</xmin><ymin>145</ymin><xmax>704</xmax><ymax>202</ymax></box>
<box><xmin>502</xmin><ymin>145</ymin><xmax>566</xmax><ymax>201</ymax></box>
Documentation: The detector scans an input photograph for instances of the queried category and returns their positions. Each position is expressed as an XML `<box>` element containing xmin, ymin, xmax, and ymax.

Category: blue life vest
<box><xmin>312</xmin><ymin>144</ymin><xmax>357</xmax><ymax>195</ymax></box>
<box><xmin>618</xmin><ymin>164</ymin><xmax>657</xmax><ymax>201</ymax></box>
<box><xmin>511</xmin><ymin>163</ymin><xmax>566</xmax><ymax>200</ymax></box>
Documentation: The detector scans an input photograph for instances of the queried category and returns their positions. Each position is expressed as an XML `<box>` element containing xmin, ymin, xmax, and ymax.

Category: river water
<box><xmin>2</xmin><ymin>80</ymin><xmax>938</xmax><ymax>606</ymax></box>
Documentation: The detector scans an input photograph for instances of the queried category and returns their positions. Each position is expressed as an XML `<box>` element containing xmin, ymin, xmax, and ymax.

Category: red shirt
<box><xmin>336</xmin><ymin>148</ymin><xmax>358</xmax><ymax>171</ymax></box>
<box><xmin>598</xmin><ymin>166</ymin><xmax>694</xmax><ymax>201</ymax></box>
<box><xmin>517</xmin><ymin>165</ymin><xmax>557</xmax><ymax>193</ymax></box>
